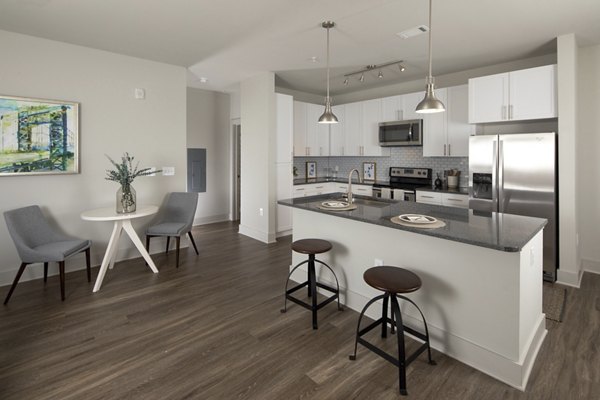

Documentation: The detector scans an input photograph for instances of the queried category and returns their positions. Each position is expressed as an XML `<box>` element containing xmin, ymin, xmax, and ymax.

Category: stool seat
<box><xmin>364</xmin><ymin>266</ymin><xmax>421</xmax><ymax>294</ymax></box>
<box><xmin>292</xmin><ymin>239</ymin><xmax>332</xmax><ymax>255</ymax></box>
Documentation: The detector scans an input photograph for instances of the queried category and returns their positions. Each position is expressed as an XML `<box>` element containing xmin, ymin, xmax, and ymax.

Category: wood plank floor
<box><xmin>1</xmin><ymin>221</ymin><xmax>599</xmax><ymax>399</ymax></box>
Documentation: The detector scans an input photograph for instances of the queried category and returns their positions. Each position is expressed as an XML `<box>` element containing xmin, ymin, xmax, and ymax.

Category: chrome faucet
<box><xmin>347</xmin><ymin>168</ymin><xmax>361</xmax><ymax>204</ymax></box>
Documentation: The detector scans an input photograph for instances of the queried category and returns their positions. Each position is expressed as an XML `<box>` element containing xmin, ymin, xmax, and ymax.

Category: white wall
<box><xmin>0</xmin><ymin>30</ymin><xmax>187</xmax><ymax>287</ymax></box>
<box><xmin>578</xmin><ymin>43</ymin><xmax>600</xmax><ymax>275</ymax></box>
<box><xmin>556</xmin><ymin>34</ymin><xmax>582</xmax><ymax>287</ymax></box>
<box><xmin>238</xmin><ymin>72</ymin><xmax>277</xmax><ymax>243</ymax></box>
<box><xmin>186</xmin><ymin>88</ymin><xmax>231</xmax><ymax>224</ymax></box>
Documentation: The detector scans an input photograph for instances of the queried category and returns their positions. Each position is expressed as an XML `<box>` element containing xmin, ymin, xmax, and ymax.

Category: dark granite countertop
<box><xmin>416</xmin><ymin>186</ymin><xmax>470</xmax><ymax>195</ymax></box>
<box><xmin>293</xmin><ymin>178</ymin><xmax>386</xmax><ymax>186</ymax></box>
<box><xmin>278</xmin><ymin>193</ymin><xmax>547</xmax><ymax>252</ymax></box>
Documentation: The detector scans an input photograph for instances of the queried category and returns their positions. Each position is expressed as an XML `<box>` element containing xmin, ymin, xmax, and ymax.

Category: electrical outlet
<box><xmin>134</xmin><ymin>88</ymin><xmax>145</xmax><ymax>99</ymax></box>
<box><xmin>259</xmin><ymin>208</ymin><xmax>264</xmax><ymax>216</ymax></box>
<box><xmin>374</xmin><ymin>258</ymin><xmax>384</xmax><ymax>266</ymax></box>
<box><xmin>162</xmin><ymin>167</ymin><xmax>175</xmax><ymax>176</ymax></box>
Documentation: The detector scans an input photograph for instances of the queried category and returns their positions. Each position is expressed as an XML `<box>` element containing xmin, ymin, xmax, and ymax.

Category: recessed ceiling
<box><xmin>0</xmin><ymin>0</ymin><xmax>599</xmax><ymax>96</ymax></box>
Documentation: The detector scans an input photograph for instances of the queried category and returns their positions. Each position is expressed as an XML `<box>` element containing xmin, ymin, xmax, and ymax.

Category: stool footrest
<box><xmin>286</xmin><ymin>281</ymin><xmax>309</xmax><ymax>295</ymax></box>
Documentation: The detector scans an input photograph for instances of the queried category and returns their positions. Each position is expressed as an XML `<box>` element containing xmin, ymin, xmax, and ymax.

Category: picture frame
<box><xmin>363</xmin><ymin>162</ymin><xmax>376</xmax><ymax>182</ymax></box>
<box><xmin>306</xmin><ymin>161</ymin><xmax>317</xmax><ymax>179</ymax></box>
<box><xmin>0</xmin><ymin>94</ymin><xmax>80</xmax><ymax>176</ymax></box>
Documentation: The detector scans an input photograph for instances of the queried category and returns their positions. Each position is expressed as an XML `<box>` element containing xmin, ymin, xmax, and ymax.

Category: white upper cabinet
<box><xmin>423</xmin><ymin>85</ymin><xmax>473</xmax><ymax>157</ymax></box>
<box><xmin>422</xmin><ymin>88</ymin><xmax>448</xmax><ymax>157</ymax></box>
<box><xmin>329</xmin><ymin>105</ymin><xmax>345</xmax><ymax>156</ymax></box>
<box><xmin>402</xmin><ymin>91</ymin><xmax>424</xmax><ymax>121</ymax></box>
<box><xmin>509</xmin><ymin>65</ymin><xmax>557</xmax><ymax>121</ymax></box>
<box><xmin>469</xmin><ymin>64</ymin><xmax>557</xmax><ymax>123</ymax></box>
<box><xmin>293</xmin><ymin>101</ymin><xmax>308</xmax><ymax>156</ymax></box>
<box><xmin>275</xmin><ymin>94</ymin><xmax>293</xmax><ymax>163</ymax></box>
<box><xmin>382</xmin><ymin>95</ymin><xmax>403</xmax><ymax>121</ymax></box>
<box><xmin>293</xmin><ymin>101</ymin><xmax>329</xmax><ymax>156</ymax></box>
<box><xmin>361</xmin><ymin>98</ymin><xmax>389</xmax><ymax>156</ymax></box>
<box><xmin>344</xmin><ymin>102</ymin><xmax>363</xmax><ymax>156</ymax></box>
<box><xmin>446</xmin><ymin>85</ymin><xmax>474</xmax><ymax>157</ymax></box>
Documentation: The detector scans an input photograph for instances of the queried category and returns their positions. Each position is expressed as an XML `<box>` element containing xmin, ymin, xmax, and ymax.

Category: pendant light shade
<box><xmin>416</xmin><ymin>0</ymin><xmax>445</xmax><ymax>114</ymax></box>
<box><xmin>318</xmin><ymin>21</ymin><xmax>338</xmax><ymax>124</ymax></box>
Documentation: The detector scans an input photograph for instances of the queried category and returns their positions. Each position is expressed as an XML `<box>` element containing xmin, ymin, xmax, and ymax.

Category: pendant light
<box><xmin>318</xmin><ymin>21</ymin><xmax>338</xmax><ymax>124</ymax></box>
<box><xmin>416</xmin><ymin>0</ymin><xmax>445</xmax><ymax>114</ymax></box>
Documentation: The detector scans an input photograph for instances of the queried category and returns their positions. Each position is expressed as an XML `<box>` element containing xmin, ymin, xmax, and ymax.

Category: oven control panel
<box><xmin>390</xmin><ymin>167</ymin><xmax>430</xmax><ymax>178</ymax></box>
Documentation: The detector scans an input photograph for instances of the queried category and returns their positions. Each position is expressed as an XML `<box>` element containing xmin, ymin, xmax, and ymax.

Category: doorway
<box><xmin>232</xmin><ymin>121</ymin><xmax>241</xmax><ymax>221</ymax></box>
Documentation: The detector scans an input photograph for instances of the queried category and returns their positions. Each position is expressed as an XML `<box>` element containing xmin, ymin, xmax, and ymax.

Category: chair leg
<box><xmin>85</xmin><ymin>248</ymin><xmax>91</xmax><ymax>283</ymax></box>
<box><xmin>44</xmin><ymin>262</ymin><xmax>49</xmax><ymax>283</ymax></box>
<box><xmin>165</xmin><ymin>237</ymin><xmax>170</xmax><ymax>254</ymax></box>
<box><xmin>175</xmin><ymin>237</ymin><xmax>181</xmax><ymax>268</ymax></box>
<box><xmin>188</xmin><ymin>232</ymin><xmax>199</xmax><ymax>255</ymax></box>
<box><xmin>145</xmin><ymin>236</ymin><xmax>151</xmax><ymax>266</ymax></box>
<box><xmin>4</xmin><ymin>263</ymin><xmax>28</xmax><ymax>305</ymax></box>
<box><xmin>59</xmin><ymin>261</ymin><xmax>66</xmax><ymax>301</ymax></box>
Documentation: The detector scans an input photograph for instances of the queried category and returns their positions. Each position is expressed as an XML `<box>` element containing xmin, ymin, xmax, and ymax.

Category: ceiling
<box><xmin>0</xmin><ymin>0</ymin><xmax>599</xmax><ymax>96</ymax></box>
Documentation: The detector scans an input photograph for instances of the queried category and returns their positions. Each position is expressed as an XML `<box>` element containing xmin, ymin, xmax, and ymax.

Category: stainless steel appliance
<box><xmin>469</xmin><ymin>133</ymin><xmax>557</xmax><ymax>281</ymax></box>
<box><xmin>379</xmin><ymin>120</ymin><xmax>423</xmax><ymax>146</ymax></box>
<box><xmin>373</xmin><ymin>167</ymin><xmax>432</xmax><ymax>201</ymax></box>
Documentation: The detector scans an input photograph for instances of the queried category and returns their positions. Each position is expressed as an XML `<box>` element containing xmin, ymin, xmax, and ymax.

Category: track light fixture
<box><xmin>343</xmin><ymin>61</ymin><xmax>405</xmax><ymax>87</ymax></box>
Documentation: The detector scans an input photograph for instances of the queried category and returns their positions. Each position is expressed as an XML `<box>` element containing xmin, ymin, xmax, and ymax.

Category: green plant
<box><xmin>105</xmin><ymin>152</ymin><xmax>156</xmax><ymax>187</ymax></box>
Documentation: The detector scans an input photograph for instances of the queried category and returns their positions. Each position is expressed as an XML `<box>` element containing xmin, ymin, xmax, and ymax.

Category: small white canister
<box><xmin>447</xmin><ymin>175</ymin><xmax>459</xmax><ymax>188</ymax></box>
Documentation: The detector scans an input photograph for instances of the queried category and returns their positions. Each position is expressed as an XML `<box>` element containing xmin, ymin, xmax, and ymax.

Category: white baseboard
<box><xmin>289</xmin><ymin>268</ymin><xmax>546</xmax><ymax>391</ymax></box>
<box><xmin>0</xmin><ymin>237</ymin><xmax>188</xmax><ymax>288</ymax></box>
<box><xmin>238</xmin><ymin>224</ymin><xmax>276</xmax><ymax>244</ymax></box>
<box><xmin>193</xmin><ymin>214</ymin><xmax>230</xmax><ymax>226</ymax></box>
<box><xmin>583</xmin><ymin>259</ymin><xmax>600</xmax><ymax>275</ymax></box>
<box><xmin>276</xmin><ymin>229</ymin><xmax>292</xmax><ymax>238</ymax></box>
<box><xmin>557</xmin><ymin>267</ymin><xmax>583</xmax><ymax>287</ymax></box>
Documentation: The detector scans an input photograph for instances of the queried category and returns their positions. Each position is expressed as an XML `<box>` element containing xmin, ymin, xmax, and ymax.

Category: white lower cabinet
<box><xmin>416</xmin><ymin>190</ymin><xmax>468</xmax><ymax>209</ymax></box>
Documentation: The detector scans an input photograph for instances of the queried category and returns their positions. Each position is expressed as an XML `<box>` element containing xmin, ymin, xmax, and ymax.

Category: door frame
<box><xmin>230</xmin><ymin>118</ymin><xmax>241</xmax><ymax>221</ymax></box>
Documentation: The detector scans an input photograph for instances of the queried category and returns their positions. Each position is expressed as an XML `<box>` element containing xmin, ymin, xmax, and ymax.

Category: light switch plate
<box><xmin>162</xmin><ymin>166</ymin><xmax>175</xmax><ymax>176</ymax></box>
<box><xmin>147</xmin><ymin>167</ymin><xmax>157</xmax><ymax>177</ymax></box>
<box><xmin>134</xmin><ymin>88</ymin><xmax>145</xmax><ymax>99</ymax></box>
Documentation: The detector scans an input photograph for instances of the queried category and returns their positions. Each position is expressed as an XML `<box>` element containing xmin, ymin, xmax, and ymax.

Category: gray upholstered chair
<box><xmin>3</xmin><ymin>205</ymin><xmax>91</xmax><ymax>304</ymax></box>
<box><xmin>145</xmin><ymin>192</ymin><xmax>199</xmax><ymax>268</ymax></box>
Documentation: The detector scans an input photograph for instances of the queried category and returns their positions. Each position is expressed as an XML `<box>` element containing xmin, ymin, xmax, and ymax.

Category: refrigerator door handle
<box><xmin>492</xmin><ymin>139</ymin><xmax>499</xmax><ymax>211</ymax></box>
<box><xmin>498</xmin><ymin>140</ymin><xmax>504</xmax><ymax>211</ymax></box>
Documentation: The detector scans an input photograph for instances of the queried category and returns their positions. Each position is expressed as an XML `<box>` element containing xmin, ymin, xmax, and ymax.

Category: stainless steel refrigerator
<box><xmin>469</xmin><ymin>133</ymin><xmax>557</xmax><ymax>281</ymax></box>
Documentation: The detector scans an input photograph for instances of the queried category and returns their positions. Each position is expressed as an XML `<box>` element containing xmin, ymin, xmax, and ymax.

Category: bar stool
<box><xmin>281</xmin><ymin>239</ymin><xmax>342</xmax><ymax>329</ymax></box>
<box><xmin>349</xmin><ymin>266</ymin><xmax>435</xmax><ymax>395</ymax></box>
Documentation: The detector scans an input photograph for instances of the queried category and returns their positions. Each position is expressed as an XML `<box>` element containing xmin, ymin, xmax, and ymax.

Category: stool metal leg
<box><xmin>315</xmin><ymin>259</ymin><xmax>343</xmax><ymax>311</ymax></box>
<box><xmin>381</xmin><ymin>293</ymin><xmax>389</xmax><ymax>338</ymax></box>
<box><xmin>349</xmin><ymin>294</ymin><xmax>386</xmax><ymax>361</ymax></box>
<box><xmin>307</xmin><ymin>254</ymin><xmax>315</xmax><ymax>298</ymax></box>
<box><xmin>397</xmin><ymin>294</ymin><xmax>436</xmax><ymax>365</ymax></box>
<box><xmin>391</xmin><ymin>295</ymin><xmax>408</xmax><ymax>396</ymax></box>
<box><xmin>280</xmin><ymin>260</ymin><xmax>309</xmax><ymax>313</ymax></box>
<box><xmin>308</xmin><ymin>256</ymin><xmax>318</xmax><ymax>329</ymax></box>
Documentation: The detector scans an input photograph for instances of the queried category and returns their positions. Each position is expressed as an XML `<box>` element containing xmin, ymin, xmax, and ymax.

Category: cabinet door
<box><xmin>293</xmin><ymin>101</ymin><xmax>308</xmax><ymax>156</ymax></box>
<box><xmin>352</xmin><ymin>185</ymin><xmax>372</xmax><ymax>197</ymax></box>
<box><xmin>362</xmin><ymin>98</ymin><xmax>387</xmax><ymax>156</ymax></box>
<box><xmin>509</xmin><ymin>64</ymin><xmax>557</xmax><ymax>121</ymax></box>
<box><xmin>402</xmin><ymin>91</ymin><xmax>424</xmax><ymax>121</ymax></box>
<box><xmin>446</xmin><ymin>85</ymin><xmax>474</xmax><ymax>157</ymax></box>
<box><xmin>422</xmin><ymin>88</ymin><xmax>448</xmax><ymax>157</ymax></box>
<box><xmin>305</xmin><ymin>103</ymin><xmax>320</xmax><ymax>156</ymax></box>
<box><xmin>441</xmin><ymin>193</ymin><xmax>469</xmax><ymax>208</ymax></box>
<box><xmin>468</xmin><ymin>73</ymin><xmax>509</xmax><ymax>123</ymax></box>
<box><xmin>382</xmin><ymin>95</ymin><xmax>402</xmax><ymax>121</ymax></box>
<box><xmin>344</xmin><ymin>102</ymin><xmax>363</xmax><ymax>156</ymax></box>
<box><xmin>329</xmin><ymin>105</ymin><xmax>345</xmax><ymax>156</ymax></box>
<box><xmin>276</xmin><ymin>94</ymin><xmax>293</xmax><ymax>163</ymax></box>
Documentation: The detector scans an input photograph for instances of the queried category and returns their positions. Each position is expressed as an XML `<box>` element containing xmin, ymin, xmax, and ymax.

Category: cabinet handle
<box><xmin>502</xmin><ymin>105</ymin><xmax>507</xmax><ymax>120</ymax></box>
<box><xmin>443</xmin><ymin>144</ymin><xmax>446</xmax><ymax>156</ymax></box>
<box><xmin>306</xmin><ymin>147</ymin><xmax>309</xmax><ymax>156</ymax></box>
<box><xmin>341</xmin><ymin>146</ymin><xmax>344</xmax><ymax>156</ymax></box>
<box><xmin>316</xmin><ymin>186</ymin><xmax>324</xmax><ymax>189</ymax></box>
<box><xmin>296</xmin><ymin>188</ymin><xmax>305</xmax><ymax>191</ymax></box>
<box><xmin>509</xmin><ymin>105</ymin><xmax>513</xmax><ymax>120</ymax></box>
<box><xmin>447</xmin><ymin>198</ymin><xmax>462</xmax><ymax>202</ymax></box>
<box><xmin>320</xmin><ymin>146</ymin><xmax>323</xmax><ymax>156</ymax></box>
<box><xmin>448</xmin><ymin>144</ymin><xmax>451</xmax><ymax>156</ymax></box>
<box><xmin>399</xmin><ymin>110</ymin><xmax>404</xmax><ymax>120</ymax></box>
<box><xmin>421</xmin><ymin>195</ymin><xmax>434</xmax><ymax>199</ymax></box>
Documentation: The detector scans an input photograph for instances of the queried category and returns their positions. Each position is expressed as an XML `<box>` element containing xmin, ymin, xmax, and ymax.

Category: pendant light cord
<box><xmin>428</xmin><ymin>0</ymin><xmax>433</xmax><ymax>80</ymax></box>
<box><xmin>326</xmin><ymin>26</ymin><xmax>331</xmax><ymax>99</ymax></box>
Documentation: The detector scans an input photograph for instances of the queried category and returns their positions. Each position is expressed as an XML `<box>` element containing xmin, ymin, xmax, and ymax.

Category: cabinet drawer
<box><xmin>352</xmin><ymin>185</ymin><xmax>373</xmax><ymax>196</ymax></box>
<box><xmin>441</xmin><ymin>193</ymin><xmax>469</xmax><ymax>208</ymax></box>
<box><xmin>416</xmin><ymin>191</ymin><xmax>442</xmax><ymax>205</ymax></box>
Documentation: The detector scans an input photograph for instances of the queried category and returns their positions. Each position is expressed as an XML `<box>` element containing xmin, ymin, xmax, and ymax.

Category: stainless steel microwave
<box><xmin>378</xmin><ymin>119</ymin><xmax>422</xmax><ymax>146</ymax></box>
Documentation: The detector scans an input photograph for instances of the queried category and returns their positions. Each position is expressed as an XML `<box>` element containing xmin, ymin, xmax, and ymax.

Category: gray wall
<box><xmin>0</xmin><ymin>29</ymin><xmax>187</xmax><ymax>286</ymax></box>
<box><xmin>186</xmin><ymin>87</ymin><xmax>231</xmax><ymax>224</ymax></box>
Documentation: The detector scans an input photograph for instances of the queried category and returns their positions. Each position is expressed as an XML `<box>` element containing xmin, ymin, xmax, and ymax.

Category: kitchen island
<box><xmin>278</xmin><ymin>194</ymin><xmax>547</xmax><ymax>391</ymax></box>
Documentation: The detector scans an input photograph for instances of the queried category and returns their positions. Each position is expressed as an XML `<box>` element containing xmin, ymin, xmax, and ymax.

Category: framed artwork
<box><xmin>363</xmin><ymin>162</ymin><xmax>376</xmax><ymax>182</ymax></box>
<box><xmin>306</xmin><ymin>161</ymin><xmax>317</xmax><ymax>179</ymax></box>
<box><xmin>0</xmin><ymin>94</ymin><xmax>79</xmax><ymax>176</ymax></box>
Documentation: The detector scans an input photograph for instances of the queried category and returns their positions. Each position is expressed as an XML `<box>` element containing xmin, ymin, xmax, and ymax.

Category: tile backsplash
<box><xmin>294</xmin><ymin>147</ymin><xmax>469</xmax><ymax>187</ymax></box>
